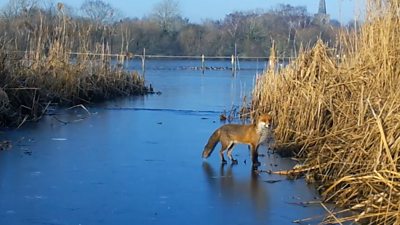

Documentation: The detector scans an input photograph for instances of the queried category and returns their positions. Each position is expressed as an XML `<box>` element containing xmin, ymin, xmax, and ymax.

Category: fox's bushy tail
<box><xmin>202</xmin><ymin>129</ymin><xmax>220</xmax><ymax>158</ymax></box>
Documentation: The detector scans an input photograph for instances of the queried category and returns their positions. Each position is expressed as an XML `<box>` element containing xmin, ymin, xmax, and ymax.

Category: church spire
<box><xmin>315</xmin><ymin>0</ymin><xmax>329</xmax><ymax>25</ymax></box>
<box><xmin>318</xmin><ymin>0</ymin><xmax>327</xmax><ymax>15</ymax></box>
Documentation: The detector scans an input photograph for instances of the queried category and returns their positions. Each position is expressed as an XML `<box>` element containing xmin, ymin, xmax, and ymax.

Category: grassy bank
<box><xmin>0</xmin><ymin>5</ymin><xmax>148</xmax><ymax>127</ymax></box>
<box><xmin>0</xmin><ymin>52</ymin><xmax>147</xmax><ymax>127</ymax></box>
<box><xmin>251</xmin><ymin>0</ymin><xmax>400</xmax><ymax>223</ymax></box>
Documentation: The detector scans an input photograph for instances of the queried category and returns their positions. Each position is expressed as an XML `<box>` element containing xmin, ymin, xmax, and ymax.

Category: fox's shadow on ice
<box><xmin>202</xmin><ymin>162</ymin><xmax>269</xmax><ymax>214</ymax></box>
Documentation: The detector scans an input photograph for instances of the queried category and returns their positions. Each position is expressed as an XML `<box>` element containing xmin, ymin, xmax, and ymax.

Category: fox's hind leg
<box><xmin>227</xmin><ymin>143</ymin><xmax>238</xmax><ymax>164</ymax></box>
<box><xmin>219</xmin><ymin>143</ymin><xmax>228</xmax><ymax>164</ymax></box>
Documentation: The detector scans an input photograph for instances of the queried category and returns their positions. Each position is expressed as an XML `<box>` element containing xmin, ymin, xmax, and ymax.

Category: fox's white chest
<box><xmin>258</xmin><ymin>128</ymin><xmax>269</xmax><ymax>144</ymax></box>
<box><xmin>257</xmin><ymin>124</ymin><xmax>271</xmax><ymax>145</ymax></box>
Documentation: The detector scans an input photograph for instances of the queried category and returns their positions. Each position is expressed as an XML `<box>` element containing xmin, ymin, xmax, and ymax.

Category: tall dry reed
<box><xmin>252</xmin><ymin>0</ymin><xmax>400</xmax><ymax>223</ymax></box>
<box><xmin>0</xmin><ymin>4</ymin><xmax>147</xmax><ymax>127</ymax></box>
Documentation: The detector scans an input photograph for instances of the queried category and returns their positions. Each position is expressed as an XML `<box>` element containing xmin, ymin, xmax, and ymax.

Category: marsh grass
<box><xmin>0</xmin><ymin>5</ymin><xmax>147</xmax><ymax>127</ymax></box>
<box><xmin>251</xmin><ymin>0</ymin><xmax>400</xmax><ymax>223</ymax></box>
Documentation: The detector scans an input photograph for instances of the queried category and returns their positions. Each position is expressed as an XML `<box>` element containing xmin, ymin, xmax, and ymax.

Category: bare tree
<box><xmin>80</xmin><ymin>0</ymin><xmax>120</xmax><ymax>24</ymax></box>
<box><xmin>224</xmin><ymin>12</ymin><xmax>243</xmax><ymax>42</ymax></box>
<box><xmin>150</xmin><ymin>0</ymin><xmax>184</xmax><ymax>33</ymax></box>
<box><xmin>1</xmin><ymin>0</ymin><xmax>39</xmax><ymax>18</ymax></box>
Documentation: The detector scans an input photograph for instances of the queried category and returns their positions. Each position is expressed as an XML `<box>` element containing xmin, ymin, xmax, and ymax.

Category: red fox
<box><xmin>202</xmin><ymin>114</ymin><xmax>272</xmax><ymax>167</ymax></box>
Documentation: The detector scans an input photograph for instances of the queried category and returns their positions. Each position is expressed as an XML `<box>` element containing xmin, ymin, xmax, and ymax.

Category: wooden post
<box><xmin>255</xmin><ymin>57</ymin><xmax>259</xmax><ymax>73</ymax></box>
<box><xmin>142</xmin><ymin>48</ymin><xmax>146</xmax><ymax>79</ymax></box>
<box><xmin>231</xmin><ymin>54</ymin><xmax>235</xmax><ymax>76</ymax></box>
<box><xmin>234</xmin><ymin>42</ymin><xmax>238</xmax><ymax>76</ymax></box>
<box><xmin>201</xmin><ymin>54</ymin><xmax>205</xmax><ymax>74</ymax></box>
<box><xmin>235</xmin><ymin>43</ymin><xmax>240</xmax><ymax>71</ymax></box>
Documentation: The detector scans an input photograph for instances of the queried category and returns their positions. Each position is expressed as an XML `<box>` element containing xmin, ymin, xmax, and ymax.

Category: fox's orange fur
<box><xmin>202</xmin><ymin>114</ymin><xmax>272</xmax><ymax>167</ymax></box>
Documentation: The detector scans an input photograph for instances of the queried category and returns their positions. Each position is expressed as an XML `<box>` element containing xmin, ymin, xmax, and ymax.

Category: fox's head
<box><xmin>256</xmin><ymin>114</ymin><xmax>272</xmax><ymax>129</ymax></box>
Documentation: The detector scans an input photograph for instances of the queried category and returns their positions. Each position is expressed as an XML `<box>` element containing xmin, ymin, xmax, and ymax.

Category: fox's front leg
<box><xmin>250</xmin><ymin>144</ymin><xmax>260</xmax><ymax>168</ymax></box>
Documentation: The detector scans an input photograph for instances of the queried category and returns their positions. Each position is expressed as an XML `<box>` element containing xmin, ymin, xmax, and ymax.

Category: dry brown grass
<box><xmin>251</xmin><ymin>0</ymin><xmax>400</xmax><ymax>223</ymax></box>
<box><xmin>0</xmin><ymin>6</ymin><xmax>147</xmax><ymax>127</ymax></box>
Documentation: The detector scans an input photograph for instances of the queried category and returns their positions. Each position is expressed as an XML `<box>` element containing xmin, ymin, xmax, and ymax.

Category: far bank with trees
<box><xmin>1</xmin><ymin>0</ymin><xmax>358</xmax><ymax>58</ymax></box>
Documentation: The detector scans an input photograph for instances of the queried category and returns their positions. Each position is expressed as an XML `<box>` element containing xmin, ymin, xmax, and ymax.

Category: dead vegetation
<box><xmin>251</xmin><ymin>0</ymin><xmax>400</xmax><ymax>223</ymax></box>
<box><xmin>0</xmin><ymin>4</ymin><xmax>147</xmax><ymax>127</ymax></box>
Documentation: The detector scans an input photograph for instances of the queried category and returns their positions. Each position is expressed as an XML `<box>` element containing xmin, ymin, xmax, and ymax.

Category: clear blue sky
<box><xmin>0</xmin><ymin>0</ymin><xmax>365</xmax><ymax>23</ymax></box>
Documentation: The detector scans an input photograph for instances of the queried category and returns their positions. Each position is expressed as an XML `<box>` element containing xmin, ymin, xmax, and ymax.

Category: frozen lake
<box><xmin>0</xmin><ymin>59</ymin><xmax>325</xmax><ymax>225</ymax></box>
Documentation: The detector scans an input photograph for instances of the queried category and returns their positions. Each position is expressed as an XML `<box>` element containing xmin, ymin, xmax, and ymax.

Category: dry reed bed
<box><xmin>0</xmin><ymin>51</ymin><xmax>146</xmax><ymax>127</ymax></box>
<box><xmin>0</xmin><ymin>5</ymin><xmax>147</xmax><ymax>127</ymax></box>
<box><xmin>252</xmin><ymin>0</ymin><xmax>400</xmax><ymax>223</ymax></box>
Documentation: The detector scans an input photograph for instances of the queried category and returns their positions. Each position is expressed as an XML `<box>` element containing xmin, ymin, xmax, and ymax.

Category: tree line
<box><xmin>0</xmin><ymin>0</ymin><xmax>356</xmax><ymax>58</ymax></box>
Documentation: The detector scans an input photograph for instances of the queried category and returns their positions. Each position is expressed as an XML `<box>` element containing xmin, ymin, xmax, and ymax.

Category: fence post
<box><xmin>231</xmin><ymin>54</ymin><xmax>235</xmax><ymax>76</ymax></box>
<box><xmin>234</xmin><ymin>43</ymin><xmax>238</xmax><ymax>76</ymax></box>
<box><xmin>201</xmin><ymin>54</ymin><xmax>205</xmax><ymax>74</ymax></box>
<box><xmin>142</xmin><ymin>48</ymin><xmax>146</xmax><ymax>79</ymax></box>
